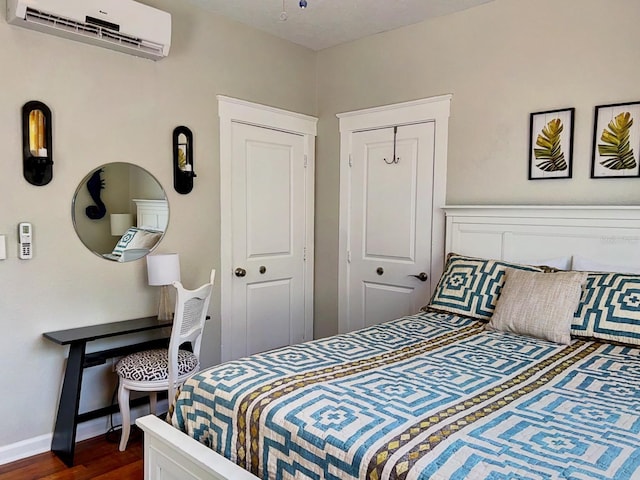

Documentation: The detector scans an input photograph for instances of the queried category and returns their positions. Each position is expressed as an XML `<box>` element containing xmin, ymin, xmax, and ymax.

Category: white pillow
<box><xmin>522</xmin><ymin>256</ymin><xmax>572</xmax><ymax>270</ymax></box>
<box><xmin>572</xmin><ymin>255</ymin><xmax>640</xmax><ymax>274</ymax></box>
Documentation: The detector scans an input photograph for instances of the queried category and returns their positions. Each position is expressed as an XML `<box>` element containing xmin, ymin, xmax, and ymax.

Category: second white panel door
<box><xmin>349</xmin><ymin>122</ymin><xmax>435</xmax><ymax>329</ymax></box>
<box><xmin>230</xmin><ymin>122</ymin><xmax>307</xmax><ymax>358</ymax></box>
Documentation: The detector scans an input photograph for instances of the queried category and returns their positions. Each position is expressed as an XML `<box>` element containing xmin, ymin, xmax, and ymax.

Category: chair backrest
<box><xmin>167</xmin><ymin>269</ymin><xmax>215</xmax><ymax>400</ymax></box>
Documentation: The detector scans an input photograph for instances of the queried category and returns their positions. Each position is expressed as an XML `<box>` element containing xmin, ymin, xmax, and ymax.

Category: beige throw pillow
<box><xmin>486</xmin><ymin>269</ymin><xmax>587</xmax><ymax>344</ymax></box>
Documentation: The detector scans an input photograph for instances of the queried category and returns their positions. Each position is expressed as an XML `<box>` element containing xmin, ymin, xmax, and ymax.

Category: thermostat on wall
<box><xmin>18</xmin><ymin>222</ymin><xmax>32</xmax><ymax>259</ymax></box>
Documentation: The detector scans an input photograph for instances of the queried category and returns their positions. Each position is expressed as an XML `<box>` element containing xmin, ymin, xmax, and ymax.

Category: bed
<box><xmin>137</xmin><ymin>205</ymin><xmax>640</xmax><ymax>480</ymax></box>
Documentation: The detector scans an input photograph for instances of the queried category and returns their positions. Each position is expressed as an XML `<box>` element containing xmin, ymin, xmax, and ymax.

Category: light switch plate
<box><xmin>0</xmin><ymin>235</ymin><xmax>6</xmax><ymax>260</ymax></box>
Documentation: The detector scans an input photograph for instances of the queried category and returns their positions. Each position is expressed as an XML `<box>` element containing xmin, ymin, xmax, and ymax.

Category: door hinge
<box><xmin>347</xmin><ymin>250</ymin><xmax>351</xmax><ymax>263</ymax></box>
<box><xmin>303</xmin><ymin>247</ymin><xmax>307</xmax><ymax>261</ymax></box>
<box><xmin>348</xmin><ymin>154</ymin><xmax>353</xmax><ymax>167</ymax></box>
<box><xmin>304</xmin><ymin>154</ymin><xmax>308</xmax><ymax>168</ymax></box>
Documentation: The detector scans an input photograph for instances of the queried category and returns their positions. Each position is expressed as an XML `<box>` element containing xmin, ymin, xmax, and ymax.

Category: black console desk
<box><xmin>43</xmin><ymin>316</ymin><xmax>173</xmax><ymax>466</ymax></box>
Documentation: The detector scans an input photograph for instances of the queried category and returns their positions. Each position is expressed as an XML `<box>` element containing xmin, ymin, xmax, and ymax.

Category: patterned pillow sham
<box><xmin>426</xmin><ymin>253</ymin><xmax>544</xmax><ymax>321</ymax></box>
<box><xmin>572</xmin><ymin>271</ymin><xmax>640</xmax><ymax>346</ymax></box>
<box><xmin>112</xmin><ymin>227</ymin><xmax>162</xmax><ymax>257</ymax></box>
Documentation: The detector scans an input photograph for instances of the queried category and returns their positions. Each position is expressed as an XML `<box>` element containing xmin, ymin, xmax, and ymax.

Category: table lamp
<box><xmin>110</xmin><ymin>213</ymin><xmax>133</xmax><ymax>236</ymax></box>
<box><xmin>146</xmin><ymin>253</ymin><xmax>181</xmax><ymax>320</ymax></box>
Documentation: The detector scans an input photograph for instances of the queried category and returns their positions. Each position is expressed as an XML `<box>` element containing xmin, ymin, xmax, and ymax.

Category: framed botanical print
<box><xmin>591</xmin><ymin>101</ymin><xmax>640</xmax><ymax>178</ymax></box>
<box><xmin>529</xmin><ymin>108</ymin><xmax>574</xmax><ymax>180</ymax></box>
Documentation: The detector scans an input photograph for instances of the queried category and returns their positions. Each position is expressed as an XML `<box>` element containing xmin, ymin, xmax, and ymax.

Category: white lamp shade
<box><xmin>110</xmin><ymin>213</ymin><xmax>133</xmax><ymax>236</ymax></box>
<box><xmin>146</xmin><ymin>253</ymin><xmax>181</xmax><ymax>286</ymax></box>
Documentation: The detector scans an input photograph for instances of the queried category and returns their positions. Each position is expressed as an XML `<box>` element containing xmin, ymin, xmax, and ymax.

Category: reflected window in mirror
<box><xmin>72</xmin><ymin>163</ymin><xmax>169</xmax><ymax>262</ymax></box>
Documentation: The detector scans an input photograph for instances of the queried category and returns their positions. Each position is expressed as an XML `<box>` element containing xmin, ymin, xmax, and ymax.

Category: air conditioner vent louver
<box><xmin>25</xmin><ymin>7</ymin><xmax>164</xmax><ymax>57</ymax></box>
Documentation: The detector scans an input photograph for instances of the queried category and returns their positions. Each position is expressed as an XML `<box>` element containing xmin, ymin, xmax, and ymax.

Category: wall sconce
<box><xmin>173</xmin><ymin>126</ymin><xmax>195</xmax><ymax>194</ymax></box>
<box><xmin>22</xmin><ymin>101</ymin><xmax>53</xmax><ymax>186</ymax></box>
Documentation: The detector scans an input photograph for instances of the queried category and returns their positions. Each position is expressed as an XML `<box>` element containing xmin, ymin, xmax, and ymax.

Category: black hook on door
<box><xmin>383</xmin><ymin>126</ymin><xmax>399</xmax><ymax>165</ymax></box>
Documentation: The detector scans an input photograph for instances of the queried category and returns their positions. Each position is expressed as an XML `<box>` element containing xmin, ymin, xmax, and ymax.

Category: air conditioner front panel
<box><xmin>7</xmin><ymin>0</ymin><xmax>171</xmax><ymax>59</ymax></box>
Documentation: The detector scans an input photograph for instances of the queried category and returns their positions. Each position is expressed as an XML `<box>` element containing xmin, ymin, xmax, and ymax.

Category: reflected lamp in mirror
<box><xmin>110</xmin><ymin>214</ymin><xmax>134</xmax><ymax>236</ymax></box>
<box><xmin>173</xmin><ymin>126</ymin><xmax>196</xmax><ymax>194</ymax></box>
<box><xmin>147</xmin><ymin>253</ymin><xmax>181</xmax><ymax>320</ymax></box>
<box><xmin>22</xmin><ymin>101</ymin><xmax>53</xmax><ymax>186</ymax></box>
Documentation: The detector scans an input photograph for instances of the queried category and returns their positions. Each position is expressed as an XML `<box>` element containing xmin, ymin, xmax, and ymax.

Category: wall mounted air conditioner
<box><xmin>7</xmin><ymin>0</ymin><xmax>171</xmax><ymax>60</ymax></box>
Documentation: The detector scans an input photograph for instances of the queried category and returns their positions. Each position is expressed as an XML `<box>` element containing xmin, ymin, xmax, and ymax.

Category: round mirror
<box><xmin>72</xmin><ymin>162</ymin><xmax>168</xmax><ymax>262</ymax></box>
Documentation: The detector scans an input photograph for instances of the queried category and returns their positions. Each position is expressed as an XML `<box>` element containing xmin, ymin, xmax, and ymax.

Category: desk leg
<box><xmin>51</xmin><ymin>342</ymin><xmax>86</xmax><ymax>467</ymax></box>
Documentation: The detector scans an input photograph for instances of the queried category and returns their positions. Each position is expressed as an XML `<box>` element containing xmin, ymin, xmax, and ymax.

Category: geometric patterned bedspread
<box><xmin>171</xmin><ymin>311</ymin><xmax>640</xmax><ymax>480</ymax></box>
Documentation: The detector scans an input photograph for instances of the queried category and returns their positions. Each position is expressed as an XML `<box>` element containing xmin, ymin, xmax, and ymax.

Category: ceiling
<box><xmin>186</xmin><ymin>0</ymin><xmax>494</xmax><ymax>51</ymax></box>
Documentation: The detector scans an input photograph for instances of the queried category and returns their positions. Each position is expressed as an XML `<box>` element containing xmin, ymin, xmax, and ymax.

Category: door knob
<box><xmin>410</xmin><ymin>272</ymin><xmax>428</xmax><ymax>282</ymax></box>
<box><xmin>234</xmin><ymin>267</ymin><xmax>247</xmax><ymax>277</ymax></box>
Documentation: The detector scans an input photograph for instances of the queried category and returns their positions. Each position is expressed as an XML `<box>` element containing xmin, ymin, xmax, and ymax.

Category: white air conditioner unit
<box><xmin>6</xmin><ymin>0</ymin><xmax>171</xmax><ymax>60</ymax></box>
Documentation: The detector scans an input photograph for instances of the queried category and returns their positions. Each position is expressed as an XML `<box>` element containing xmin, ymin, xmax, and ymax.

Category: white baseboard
<box><xmin>0</xmin><ymin>434</ymin><xmax>51</xmax><ymax>466</ymax></box>
<box><xmin>0</xmin><ymin>400</ymin><xmax>168</xmax><ymax>466</ymax></box>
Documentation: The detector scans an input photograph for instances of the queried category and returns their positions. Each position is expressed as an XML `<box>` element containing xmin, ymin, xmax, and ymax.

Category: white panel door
<box><xmin>230</xmin><ymin>122</ymin><xmax>306</xmax><ymax>358</ymax></box>
<box><xmin>349</xmin><ymin>122</ymin><xmax>435</xmax><ymax>329</ymax></box>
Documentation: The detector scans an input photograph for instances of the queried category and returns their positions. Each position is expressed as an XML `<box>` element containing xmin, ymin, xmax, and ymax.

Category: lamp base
<box><xmin>157</xmin><ymin>285</ymin><xmax>173</xmax><ymax>321</ymax></box>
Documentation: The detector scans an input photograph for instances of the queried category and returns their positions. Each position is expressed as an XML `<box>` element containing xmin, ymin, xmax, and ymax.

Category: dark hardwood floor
<box><xmin>0</xmin><ymin>427</ymin><xmax>143</xmax><ymax>480</ymax></box>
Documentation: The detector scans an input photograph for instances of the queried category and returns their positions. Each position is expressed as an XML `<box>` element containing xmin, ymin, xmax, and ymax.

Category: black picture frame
<box><xmin>528</xmin><ymin>107</ymin><xmax>574</xmax><ymax>180</ymax></box>
<box><xmin>591</xmin><ymin>101</ymin><xmax>640</xmax><ymax>179</ymax></box>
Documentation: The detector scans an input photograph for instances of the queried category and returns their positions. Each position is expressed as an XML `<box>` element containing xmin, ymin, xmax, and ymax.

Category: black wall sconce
<box><xmin>173</xmin><ymin>126</ymin><xmax>195</xmax><ymax>194</ymax></box>
<box><xmin>22</xmin><ymin>101</ymin><xmax>53</xmax><ymax>186</ymax></box>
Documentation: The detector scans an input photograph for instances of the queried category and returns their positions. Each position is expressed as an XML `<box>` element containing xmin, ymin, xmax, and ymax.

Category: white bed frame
<box><xmin>443</xmin><ymin>205</ymin><xmax>640</xmax><ymax>267</ymax></box>
<box><xmin>137</xmin><ymin>205</ymin><xmax>640</xmax><ymax>480</ymax></box>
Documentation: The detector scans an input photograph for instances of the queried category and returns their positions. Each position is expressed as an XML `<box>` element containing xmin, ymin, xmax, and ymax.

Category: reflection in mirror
<box><xmin>72</xmin><ymin>162</ymin><xmax>168</xmax><ymax>262</ymax></box>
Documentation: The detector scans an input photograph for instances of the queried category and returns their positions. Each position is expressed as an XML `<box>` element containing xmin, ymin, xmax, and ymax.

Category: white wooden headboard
<box><xmin>443</xmin><ymin>205</ymin><xmax>640</xmax><ymax>268</ymax></box>
<box><xmin>133</xmin><ymin>198</ymin><xmax>169</xmax><ymax>231</ymax></box>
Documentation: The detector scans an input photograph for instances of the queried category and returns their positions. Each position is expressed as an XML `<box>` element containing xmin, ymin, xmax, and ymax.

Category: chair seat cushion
<box><xmin>115</xmin><ymin>348</ymin><xmax>198</xmax><ymax>382</ymax></box>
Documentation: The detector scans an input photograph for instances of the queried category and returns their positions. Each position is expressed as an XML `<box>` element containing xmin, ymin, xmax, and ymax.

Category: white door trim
<box><xmin>218</xmin><ymin>95</ymin><xmax>317</xmax><ymax>362</ymax></box>
<box><xmin>337</xmin><ymin>95</ymin><xmax>452</xmax><ymax>334</ymax></box>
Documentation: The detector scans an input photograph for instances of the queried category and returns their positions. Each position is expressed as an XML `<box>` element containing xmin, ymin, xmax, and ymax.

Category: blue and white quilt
<box><xmin>172</xmin><ymin>311</ymin><xmax>640</xmax><ymax>480</ymax></box>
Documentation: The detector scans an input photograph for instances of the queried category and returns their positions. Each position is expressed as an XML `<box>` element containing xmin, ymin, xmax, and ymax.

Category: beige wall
<box><xmin>314</xmin><ymin>0</ymin><xmax>640</xmax><ymax>339</ymax></box>
<box><xmin>0</xmin><ymin>0</ymin><xmax>316</xmax><ymax>448</ymax></box>
<box><xmin>3</xmin><ymin>0</ymin><xmax>640</xmax><ymax>455</ymax></box>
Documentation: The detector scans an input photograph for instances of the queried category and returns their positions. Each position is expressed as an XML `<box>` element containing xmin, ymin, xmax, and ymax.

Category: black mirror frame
<box><xmin>22</xmin><ymin>100</ymin><xmax>54</xmax><ymax>186</ymax></box>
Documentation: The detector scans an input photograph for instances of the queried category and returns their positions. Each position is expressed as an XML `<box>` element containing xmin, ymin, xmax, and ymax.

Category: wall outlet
<box><xmin>0</xmin><ymin>235</ymin><xmax>6</xmax><ymax>260</ymax></box>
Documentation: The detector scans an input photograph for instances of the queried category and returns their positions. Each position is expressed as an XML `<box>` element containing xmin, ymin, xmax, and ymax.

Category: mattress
<box><xmin>171</xmin><ymin>311</ymin><xmax>640</xmax><ymax>479</ymax></box>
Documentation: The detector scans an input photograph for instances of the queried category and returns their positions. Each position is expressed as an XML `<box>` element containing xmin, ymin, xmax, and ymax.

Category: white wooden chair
<box><xmin>115</xmin><ymin>269</ymin><xmax>215</xmax><ymax>451</ymax></box>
